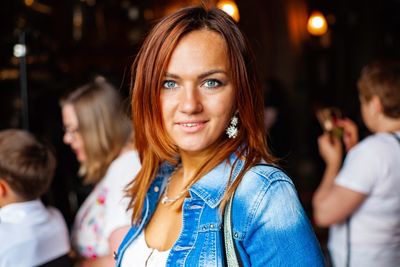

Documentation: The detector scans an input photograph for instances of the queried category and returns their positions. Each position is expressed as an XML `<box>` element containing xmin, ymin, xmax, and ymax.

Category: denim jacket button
<box><xmin>234</xmin><ymin>232</ymin><xmax>239</xmax><ymax>238</ymax></box>
<box><xmin>210</xmin><ymin>224</ymin><xmax>214</xmax><ymax>229</ymax></box>
<box><xmin>154</xmin><ymin>186</ymin><xmax>159</xmax><ymax>192</ymax></box>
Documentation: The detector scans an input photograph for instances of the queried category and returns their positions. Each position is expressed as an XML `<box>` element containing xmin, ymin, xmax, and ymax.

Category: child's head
<box><xmin>0</xmin><ymin>129</ymin><xmax>56</xmax><ymax>202</ymax></box>
<box><xmin>357</xmin><ymin>60</ymin><xmax>400</xmax><ymax>119</ymax></box>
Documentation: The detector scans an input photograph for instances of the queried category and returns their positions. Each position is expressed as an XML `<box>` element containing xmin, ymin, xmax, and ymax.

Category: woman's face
<box><xmin>62</xmin><ymin>104</ymin><xmax>86</xmax><ymax>162</ymax></box>
<box><xmin>160</xmin><ymin>30</ymin><xmax>236</xmax><ymax>156</ymax></box>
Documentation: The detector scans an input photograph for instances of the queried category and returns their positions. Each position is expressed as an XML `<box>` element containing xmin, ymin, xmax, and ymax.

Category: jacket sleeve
<box><xmin>236</xmin><ymin>172</ymin><xmax>325</xmax><ymax>266</ymax></box>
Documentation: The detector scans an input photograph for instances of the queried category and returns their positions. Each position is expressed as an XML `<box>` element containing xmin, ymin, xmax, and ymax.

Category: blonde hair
<box><xmin>61</xmin><ymin>77</ymin><xmax>132</xmax><ymax>184</ymax></box>
<box><xmin>128</xmin><ymin>6</ymin><xmax>275</xmax><ymax>224</ymax></box>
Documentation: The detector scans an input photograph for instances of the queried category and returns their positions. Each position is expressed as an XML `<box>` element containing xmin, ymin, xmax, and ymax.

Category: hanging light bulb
<box><xmin>217</xmin><ymin>0</ymin><xmax>240</xmax><ymax>22</ymax></box>
<box><xmin>307</xmin><ymin>11</ymin><xmax>328</xmax><ymax>36</ymax></box>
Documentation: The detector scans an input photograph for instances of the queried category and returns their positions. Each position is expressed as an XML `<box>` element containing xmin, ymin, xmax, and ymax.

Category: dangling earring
<box><xmin>226</xmin><ymin>111</ymin><xmax>239</xmax><ymax>139</ymax></box>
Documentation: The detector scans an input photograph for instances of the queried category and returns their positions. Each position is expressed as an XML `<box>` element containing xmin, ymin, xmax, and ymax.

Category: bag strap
<box><xmin>223</xmin><ymin>163</ymin><xmax>284</xmax><ymax>267</ymax></box>
<box><xmin>223</xmin><ymin>195</ymin><xmax>241</xmax><ymax>267</ymax></box>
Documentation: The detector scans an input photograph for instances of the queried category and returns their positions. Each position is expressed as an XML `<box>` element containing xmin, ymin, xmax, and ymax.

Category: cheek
<box><xmin>212</xmin><ymin>102</ymin><xmax>235</xmax><ymax>131</ymax></box>
<box><xmin>361</xmin><ymin>104</ymin><xmax>370</xmax><ymax>118</ymax></box>
<box><xmin>216</xmin><ymin>94</ymin><xmax>236</xmax><ymax>121</ymax></box>
<box><xmin>160</xmin><ymin>95</ymin><xmax>172</xmax><ymax>119</ymax></box>
<box><xmin>74</xmin><ymin>136</ymin><xmax>85</xmax><ymax>151</ymax></box>
<box><xmin>161</xmin><ymin>104</ymin><xmax>172</xmax><ymax>130</ymax></box>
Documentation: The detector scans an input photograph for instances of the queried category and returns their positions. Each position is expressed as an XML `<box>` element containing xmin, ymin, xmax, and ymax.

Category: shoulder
<box><xmin>233</xmin><ymin>164</ymin><xmax>304</xmax><ymax>230</ymax></box>
<box><xmin>0</xmin><ymin>224</ymin><xmax>38</xmax><ymax>259</ymax></box>
<box><xmin>0</xmin><ymin>220</ymin><xmax>69</xmax><ymax>267</ymax></box>
<box><xmin>231</xmin><ymin>164</ymin><xmax>322</xmax><ymax>262</ymax></box>
<box><xmin>345</xmin><ymin>133</ymin><xmax>396</xmax><ymax>167</ymax></box>
<box><xmin>246</xmin><ymin>164</ymin><xmax>293</xmax><ymax>185</ymax></box>
<box><xmin>102</xmin><ymin>150</ymin><xmax>141</xmax><ymax>186</ymax></box>
<box><xmin>235</xmin><ymin>164</ymin><xmax>294</xmax><ymax>199</ymax></box>
<box><xmin>46</xmin><ymin>207</ymin><xmax>69</xmax><ymax>230</ymax></box>
<box><xmin>108</xmin><ymin>150</ymin><xmax>141</xmax><ymax>174</ymax></box>
<box><xmin>352</xmin><ymin>133</ymin><xmax>395</xmax><ymax>155</ymax></box>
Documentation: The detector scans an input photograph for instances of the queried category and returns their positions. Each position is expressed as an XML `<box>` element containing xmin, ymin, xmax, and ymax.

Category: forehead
<box><xmin>166</xmin><ymin>29</ymin><xmax>229</xmax><ymax>75</ymax></box>
<box><xmin>62</xmin><ymin>104</ymin><xmax>79</xmax><ymax>126</ymax></box>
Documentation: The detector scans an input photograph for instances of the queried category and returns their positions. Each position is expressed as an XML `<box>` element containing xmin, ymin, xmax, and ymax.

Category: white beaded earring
<box><xmin>226</xmin><ymin>112</ymin><xmax>239</xmax><ymax>139</ymax></box>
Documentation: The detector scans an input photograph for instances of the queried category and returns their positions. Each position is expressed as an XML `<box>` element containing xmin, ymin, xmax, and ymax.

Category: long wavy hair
<box><xmin>61</xmin><ymin>78</ymin><xmax>132</xmax><ymax>184</ymax></box>
<box><xmin>128</xmin><ymin>6</ymin><xmax>275</xmax><ymax>224</ymax></box>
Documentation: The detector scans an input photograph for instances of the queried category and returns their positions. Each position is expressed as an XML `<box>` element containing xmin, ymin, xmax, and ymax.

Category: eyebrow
<box><xmin>165</xmin><ymin>69</ymin><xmax>228</xmax><ymax>79</ymax></box>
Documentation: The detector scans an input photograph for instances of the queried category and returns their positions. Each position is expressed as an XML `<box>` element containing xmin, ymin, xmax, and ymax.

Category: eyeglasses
<box><xmin>63</xmin><ymin>126</ymin><xmax>80</xmax><ymax>140</ymax></box>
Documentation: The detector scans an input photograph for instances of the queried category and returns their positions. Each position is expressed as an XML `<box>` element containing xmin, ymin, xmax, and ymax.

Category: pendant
<box><xmin>161</xmin><ymin>196</ymin><xmax>171</xmax><ymax>205</ymax></box>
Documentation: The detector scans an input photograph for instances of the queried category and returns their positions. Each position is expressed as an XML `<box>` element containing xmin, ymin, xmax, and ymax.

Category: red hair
<box><xmin>128</xmin><ymin>6</ymin><xmax>275</xmax><ymax>224</ymax></box>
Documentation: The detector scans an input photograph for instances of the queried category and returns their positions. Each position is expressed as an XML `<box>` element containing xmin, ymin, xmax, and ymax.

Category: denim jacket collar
<box><xmin>188</xmin><ymin>152</ymin><xmax>245</xmax><ymax>208</ymax></box>
<box><xmin>157</xmin><ymin>152</ymin><xmax>245</xmax><ymax>209</ymax></box>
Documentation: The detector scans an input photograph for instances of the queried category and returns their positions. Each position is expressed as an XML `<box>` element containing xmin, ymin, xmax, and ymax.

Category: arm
<box><xmin>313</xmin><ymin>132</ymin><xmax>366</xmax><ymax>227</ymax></box>
<box><xmin>78</xmin><ymin>226</ymin><xmax>130</xmax><ymax>267</ymax></box>
<box><xmin>242</xmin><ymin>177</ymin><xmax>324</xmax><ymax>266</ymax></box>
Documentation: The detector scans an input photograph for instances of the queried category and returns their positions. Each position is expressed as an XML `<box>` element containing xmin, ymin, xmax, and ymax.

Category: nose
<box><xmin>63</xmin><ymin>132</ymin><xmax>72</xmax><ymax>145</ymax></box>
<box><xmin>179</xmin><ymin>85</ymin><xmax>203</xmax><ymax>114</ymax></box>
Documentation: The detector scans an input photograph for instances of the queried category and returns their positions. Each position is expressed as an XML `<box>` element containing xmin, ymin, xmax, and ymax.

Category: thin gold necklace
<box><xmin>160</xmin><ymin>164</ymin><xmax>188</xmax><ymax>205</ymax></box>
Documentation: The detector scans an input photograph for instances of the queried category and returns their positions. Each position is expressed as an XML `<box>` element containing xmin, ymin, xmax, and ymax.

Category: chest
<box><xmin>120</xmin><ymin>198</ymin><xmax>227</xmax><ymax>267</ymax></box>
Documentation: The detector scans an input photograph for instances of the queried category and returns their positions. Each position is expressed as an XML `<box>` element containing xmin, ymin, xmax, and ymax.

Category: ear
<box><xmin>0</xmin><ymin>178</ymin><xmax>9</xmax><ymax>198</ymax></box>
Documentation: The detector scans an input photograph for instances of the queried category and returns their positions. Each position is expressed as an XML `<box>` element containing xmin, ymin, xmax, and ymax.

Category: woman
<box><xmin>116</xmin><ymin>6</ymin><xmax>324</xmax><ymax>266</ymax></box>
<box><xmin>61</xmin><ymin>77</ymin><xmax>140</xmax><ymax>267</ymax></box>
<box><xmin>313</xmin><ymin>61</ymin><xmax>400</xmax><ymax>267</ymax></box>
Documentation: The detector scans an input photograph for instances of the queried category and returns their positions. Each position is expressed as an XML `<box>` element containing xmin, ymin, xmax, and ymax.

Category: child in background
<box><xmin>313</xmin><ymin>61</ymin><xmax>400</xmax><ymax>267</ymax></box>
<box><xmin>0</xmin><ymin>129</ymin><xmax>70</xmax><ymax>267</ymax></box>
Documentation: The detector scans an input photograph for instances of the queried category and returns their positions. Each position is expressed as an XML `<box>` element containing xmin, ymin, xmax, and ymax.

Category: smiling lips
<box><xmin>177</xmin><ymin>121</ymin><xmax>207</xmax><ymax>133</ymax></box>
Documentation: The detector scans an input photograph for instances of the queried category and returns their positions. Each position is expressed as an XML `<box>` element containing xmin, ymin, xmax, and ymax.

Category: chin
<box><xmin>176</xmin><ymin>141</ymin><xmax>204</xmax><ymax>153</ymax></box>
<box><xmin>177</xmin><ymin>140</ymin><xmax>216</xmax><ymax>155</ymax></box>
<box><xmin>76</xmin><ymin>152</ymin><xmax>86</xmax><ymax>162</ymax></box>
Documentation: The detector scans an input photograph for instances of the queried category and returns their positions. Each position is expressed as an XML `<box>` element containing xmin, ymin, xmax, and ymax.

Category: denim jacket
<box><xmin>116</xmin><ymin>153</ymin><xmax>324</xmax><ymax>266</ymax></box>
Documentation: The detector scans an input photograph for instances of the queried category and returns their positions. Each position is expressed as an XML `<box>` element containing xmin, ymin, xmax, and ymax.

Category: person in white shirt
<box><xmin>0</xmin><ymin>129</ymin><xmax>70</xmax><ymax>267</ymax></box>
<box><xmin>60</xmin><ymin>77</ymin><xmax>141</xmax><ymax>267</ymax></box>
<box><xmin>313</xmin><ymin>61</ymin><xmax>400</xmax><ymax>267</ymax></box>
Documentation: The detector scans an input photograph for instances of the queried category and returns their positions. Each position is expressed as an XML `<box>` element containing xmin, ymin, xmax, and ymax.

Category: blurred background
<box><xmin>1</xmin><ymin>0</ymin><xmax>400</xmax><ymax>251</ymax></box>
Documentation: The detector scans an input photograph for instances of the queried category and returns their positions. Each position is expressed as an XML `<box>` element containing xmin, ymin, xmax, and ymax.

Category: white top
<box><xmin>329</xmin><ymin>132</ymin><xmax>400</xmax><ymax>267</ymax></box>
<box><xmin>72</xmin><ymin>150</ymin><xmax>141</xmax><ymax>258</ymax></box>
<box><xmin>121</xmin><ymin>231</ymin><xmax>170</xmax><ymax>267</ymax></box>
<box><xmin>0</xmin><ymin>200</ymin><xmax>70</xmax><ymax>267</ymax></box>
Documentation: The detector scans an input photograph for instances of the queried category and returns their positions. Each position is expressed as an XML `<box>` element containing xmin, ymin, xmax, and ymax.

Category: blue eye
<box><xmin>163</xmin><ymin>80</ymin><xmax>177</xmax><ymax>89</ymax></box>
<box><xmin>203</xmin><ymin>79</ymin><xmax>222</xmax><ymax>88</ymax></box>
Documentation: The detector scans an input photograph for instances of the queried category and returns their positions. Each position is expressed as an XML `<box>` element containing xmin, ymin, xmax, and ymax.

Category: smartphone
<box><xmin>316</xmin><ymin>107</ymin><xmax>343</xmax><ymax>138</ymax></box>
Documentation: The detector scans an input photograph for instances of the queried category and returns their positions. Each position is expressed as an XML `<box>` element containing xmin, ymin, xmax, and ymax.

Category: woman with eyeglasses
<box><xmin>60</xmin><ymin>77</ymin><xmax>140</xmax><ymax>267</ymax></box>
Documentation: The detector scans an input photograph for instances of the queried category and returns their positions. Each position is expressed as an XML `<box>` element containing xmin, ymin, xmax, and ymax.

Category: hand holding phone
<box><xmin>316</xmin><ymin>107</ymin><xmax>344</xmax><ymax>138</ymax></box>
<box><xmin>336</xmin><ymin>118</ymin><xmax>359</xmax><ymax>152</ymax></box>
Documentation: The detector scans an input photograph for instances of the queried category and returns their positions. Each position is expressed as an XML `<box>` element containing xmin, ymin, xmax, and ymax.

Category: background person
<box><xmin>60</xmin><ymin>77</ymin><xmax>140</xmax><ymax>267</ymax></box>
<box><xmin>313</xmin><ymin>61</ymin><xmax>400</xmax><ymax>267</ymax></box>
<box><xmin>0</xmin><ymin>129</ymin><xmax>70</xmax><ymax>267</ymax></box>
<box><xmin>115</xmin><ymin>6</ymin><xmax>324</xmax><ymax>266</ymax></box>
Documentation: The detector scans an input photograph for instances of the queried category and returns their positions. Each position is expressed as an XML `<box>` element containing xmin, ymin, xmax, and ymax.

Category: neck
<box><xmin>179</xmin><ymin>149</ymin><xmax>212</xmax><ymax>183</ymax></box>
<box><xmin>375</xmin><ymin>116</ymin><xmax>400</xmax><ymax>133</ymax></box>
<box><xmin>119</xmin><ymin>141</ymin><xmax>135</xmax><ymax>155</ymax></box>
<box><xmin>0</xmin><ymin>195</ymin><xmax>26</xmax><ymax>208</ymax></box>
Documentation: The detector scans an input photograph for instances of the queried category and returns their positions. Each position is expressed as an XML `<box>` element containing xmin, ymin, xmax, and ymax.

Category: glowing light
<box><xmin>24</xmin><ymin>0</ymin><xmax>34</xmax><ymax>6</ymax></box>
<box><xmin>307</xmin><ymin>11</ymin><xmax>328</xmax><ymax>36</ymax></box>
<box><xmin>13</xmin><ymin>44</ymin><xmax>27</xmax><ymax>58</ymax></box>
<box><xmin>217</xmin><ymin>1</ymin><xmax>240</xmax><ymax>22</ymax></box>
